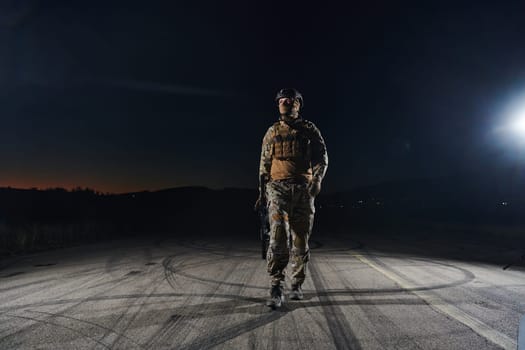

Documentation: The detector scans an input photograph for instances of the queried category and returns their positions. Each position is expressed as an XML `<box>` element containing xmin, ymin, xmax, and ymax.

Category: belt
<box><xmin>272</xmin><ymin>177</ymin><xmax>309</xmax><ymax>185</ymax></box>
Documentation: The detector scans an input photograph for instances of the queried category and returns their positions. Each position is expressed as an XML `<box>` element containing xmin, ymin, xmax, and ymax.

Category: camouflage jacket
<box><xmin>258</xmin><ymin>117</ymin><xmax>328</xmax><ymax>192</ymax></box>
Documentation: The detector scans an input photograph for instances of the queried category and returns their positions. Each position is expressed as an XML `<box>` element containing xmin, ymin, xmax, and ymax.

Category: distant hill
<box><xmin>1</xmin><ymin>171</ymin><xmax>524</xmax><ymax>223</ymax></box>
<box><xmin>1</xmin><ymin>174</ymin><xmax>524</xmax><ymax>255</ymax></box>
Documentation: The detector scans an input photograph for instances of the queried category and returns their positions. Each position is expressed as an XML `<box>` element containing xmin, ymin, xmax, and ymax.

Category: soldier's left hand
<box><xmin>254</xmin><ymin>194</ymin><xmax>265</xmax><ymax>211</ymax></box>
<box><xmin>254</xmin><ymin>197</ymin><xmax>262</xmax><ymax>211</ymax></box>
<box><xmin>308</xmin><ymin>180</ymin><xmax>321</xmax><ymax>197</ymax></box>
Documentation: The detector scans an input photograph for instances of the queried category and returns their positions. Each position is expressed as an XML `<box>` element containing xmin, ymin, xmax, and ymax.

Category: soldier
<box><xmin>254</xmin><ymin>88</ymin><xmax>328</xmax><ymax>308</ymax></box>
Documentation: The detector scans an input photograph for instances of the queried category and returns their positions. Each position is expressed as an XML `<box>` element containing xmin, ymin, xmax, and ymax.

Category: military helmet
<box><xmin>275</xmin><ymin>88</ymin><xmax>303</xmax><ymax>108</ymax></box>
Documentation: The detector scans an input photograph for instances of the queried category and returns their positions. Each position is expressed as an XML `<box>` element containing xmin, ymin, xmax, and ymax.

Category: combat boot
<box><xmin>289</xmin><ymin>284</ymin><xmax>303</xmax><ymax>300</ymax></box>
<box><xmin>266</xmin><ymin>284</ymin><xmax>285</xmax><ymax>309</ymax></box>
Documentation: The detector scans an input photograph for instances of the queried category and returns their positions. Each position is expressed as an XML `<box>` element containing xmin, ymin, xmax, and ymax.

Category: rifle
<box><xmin>258</xmin><ymin>195</ymin><xmax>270</xmax><ymax>260</ymax></box>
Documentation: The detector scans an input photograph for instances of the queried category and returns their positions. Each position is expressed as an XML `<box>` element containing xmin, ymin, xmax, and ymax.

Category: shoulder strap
<box><xmin>291</xmin><ymin>119</ymin><xmax>314</xmax><ymax>140</ymax></box>
<box><xmin>272</xmin><ymin>121</ymin><xmax>281</xmax><ymax>137</ymax></box>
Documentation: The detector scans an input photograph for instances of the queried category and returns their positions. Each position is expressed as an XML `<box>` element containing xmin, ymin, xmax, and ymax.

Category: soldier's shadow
<box><xmin>166</xmin><ymin>288</ymin><xmax>433</xmax><ymax>320</ymax></box>
<box><xmin>161</xmin><ymin>289</ymin><xmax>430</xmax><ymax>349</ymax></box>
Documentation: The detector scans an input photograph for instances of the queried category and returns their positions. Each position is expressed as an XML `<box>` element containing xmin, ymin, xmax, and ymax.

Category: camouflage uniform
<box><xmin>259</xmin><ymin>117</ymin><xmax>328</xmax><ymax>287</ymax></box>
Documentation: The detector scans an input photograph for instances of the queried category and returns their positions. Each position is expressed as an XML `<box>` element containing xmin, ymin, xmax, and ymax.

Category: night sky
<box><xmin>2</xmin><ymin>1</ymin><xmax>525</xmax><ymax>194</ymax></box>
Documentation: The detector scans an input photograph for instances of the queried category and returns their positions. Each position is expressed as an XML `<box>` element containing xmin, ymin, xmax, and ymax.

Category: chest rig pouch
<box><xmin>271</xmin><ymin>120</ymin><xmax>311</xmax><ymax>161</ymax></box>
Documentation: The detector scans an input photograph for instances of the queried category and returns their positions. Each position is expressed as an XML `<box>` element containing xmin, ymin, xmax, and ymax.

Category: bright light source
<box><xmin>492</xmin><ymin>91</ymin><xmax>525</xmax><ymax>151</ymax></box>
<box><xmin>510</xmin><ymin>117</ymin><xmax>525</xmax><ymax>134</ymax></box>
<box><xmin>504</xmin><ymin>95</ymin><xmax>525</xmax><ymax>131</ymax></box>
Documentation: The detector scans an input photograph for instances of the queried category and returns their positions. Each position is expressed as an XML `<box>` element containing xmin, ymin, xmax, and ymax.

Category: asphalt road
<box><xmin>0</xmin><ymin>232</ymin><xmax>524</xmax><ymax>349</ymax></box>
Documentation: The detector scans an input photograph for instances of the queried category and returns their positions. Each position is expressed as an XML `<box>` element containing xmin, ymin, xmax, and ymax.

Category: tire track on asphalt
<box><xmin>0</xmin><ymin>248</ymin><xmax>146</xmax><ymax>308</ymax></box>
<box><xmin>26</xmin><ymin>310</ymin><xmax>143</xmax><ymax>349</ymax></box>
<box><xmin>90</xmin><ymin>241</ymin><xmax>183</xmax><ymax>348</ymax></box>
<box><xmin>323</xmin><ymin>255</ymin><xmax>423</xmax><ymax>349</ymax></box>
<box><xmin>162</xmin><ymin>251</ymin><xmax>267</xmax><ymax>291</ymax></box>
<box><xmin>164</xmin><ymin>251</ymin><xmax>246</xmax><ymax>349</ymax></box>
<box><xmin>353</xmin><ymin>251</ymin><xmax>517</xmax><ymax>350</ymax></box>
<box><xmin>181</xmin><ymin>262</ymin><xmax>270</xmax><ymax>350</ymax></box>
<box><xmin>409</xmin><ymin>256</ymin><xmax>525</xmax><ymax>316</ymax></box>
<box><xmin>0</xmin><ymin>258</ymin><xmax>162</xmax><ymax>346</ymax></box>
<box><xmin>142</xmin><ymin>251</ymin><xmax>221</xmax><ymax>349</ymax></box>
<box><xmin>99</xmin><ymin>266</ymin><xmax>166</xmax><ymax>349</ymax></box>
<box><xmin>0</xmin><ymin>240</ymin><xmax>181</xmax><ymax>347</ymax></box>
<box><xmin>3</xmin><ymin>313</ymin><xmax>113</xmax><ymax>349</ymax></box>
<box><xmin>0</xmin><ymin>292</ymin><xmax>263</xmax><ymax>314</ymax></box>
<box><xmin>398</xmin><ymin>256</ymin><xmax>525</xmax><ymax>346</ymax></box>
<box><xmin>0</xmin><ymin>269</ymin><xmax>110</xmax><ymax>317</ymax></box>
<box><xmin>0</xmin><ymin>269</ymin><xmax>109</xmax><ymax>308</ymax></box>
<box><xmin>309</xmin><ymin>256</ymin><xmax>362</xmax><ymax>350</ymax></box>
<box><xmin>0</xmin><ymin>278</ymin><xmax>54</xmax><ymax>293</ymax></box>
<box><xmin>289</xmin><ymin>302</ymin><xmax>307</xmax><ymax>349</ymax></box>
<box><xmin>158</xmin><ymin>246</ymin><xmax>286</xmax><ymax>350</ymax></box>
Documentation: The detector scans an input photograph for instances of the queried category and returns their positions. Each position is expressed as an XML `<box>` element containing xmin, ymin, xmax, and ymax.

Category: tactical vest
<box><xmin>270</xmin><ymin>120</ymin><xmax>311</xmax><ymax>161</ymax></box>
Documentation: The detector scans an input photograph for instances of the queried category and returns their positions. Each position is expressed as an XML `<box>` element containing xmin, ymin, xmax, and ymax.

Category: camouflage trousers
<box><xmin>265</xmin><ymin>179</ymin><xmax>316</xmax><ymax>287</ymax></box>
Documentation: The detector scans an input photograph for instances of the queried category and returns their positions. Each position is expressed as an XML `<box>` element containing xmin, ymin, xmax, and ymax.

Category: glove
<box><xmin>308</xmin><ymin>179</ymin><xmax>321</xmax><ymax>197</ymax></box>
<box><xmin>254</xmin><ymin>194</ymin><xmax>264</xmax><ymax>212</ymax></box>
<box><xmin>255</xmin><ymin>178</ymin><xmax>268</xmax><ymax>211</ymax></box>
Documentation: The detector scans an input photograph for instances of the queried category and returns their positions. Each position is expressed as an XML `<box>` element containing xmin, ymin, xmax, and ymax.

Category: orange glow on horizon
<box><xmin>1</xmin><ymin>181</ymin><xmax>113</xmax><ymax>193</ymax></box>
<box><xmin>0</xmin><ymin>179</ymin><xmax>191</xmax><ymax>194</ymax></box>
<box><xmin>0</xmin><ymin>179</ymin><xmax>165</xmax><ymax>194</ymax></box>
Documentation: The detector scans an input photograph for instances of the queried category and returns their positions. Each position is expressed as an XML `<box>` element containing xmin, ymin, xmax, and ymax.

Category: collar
<box><xmin>279</xmin><ymin>114</ymin><xmax>302</xmax><ymax>126</ymax></box>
